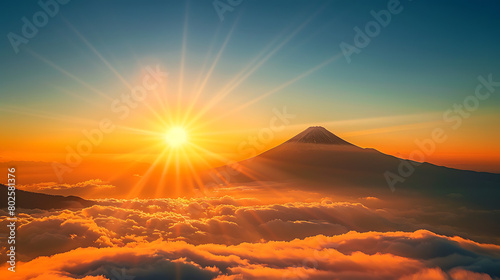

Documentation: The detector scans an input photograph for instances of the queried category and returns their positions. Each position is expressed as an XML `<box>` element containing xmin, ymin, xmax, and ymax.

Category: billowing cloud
<box><xmin>1</xmin><ymin>194</ymin><xmax>499</xmax><ymax>279</ymax></box>
<box><xmin>1</xmin><ymin>230</ymin><xmax>499</xmax><ymax>280</ymax></box>
<box><xmin>18</xmin><ymin>179</ymin><xmax>115</xmax><ymax>197</ymax></box>
<box><xmin>1</xmin><ymin>197</ymin><xmax>410</xmax><ymax>261</ymax></box>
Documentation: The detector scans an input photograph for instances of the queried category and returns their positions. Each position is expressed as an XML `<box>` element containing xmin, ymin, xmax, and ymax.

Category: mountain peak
<box><xmin>285</xmin><ymin>126</ymin><xmax>355</xmax><ymax>146</ymax></box>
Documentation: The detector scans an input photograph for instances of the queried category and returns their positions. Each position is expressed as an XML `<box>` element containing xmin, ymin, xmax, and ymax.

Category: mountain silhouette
<box><xmin>205</xmin><ymin>126</ymin><xmax>500</xmax><ymax>209</ymax></box>
<box><xmin>286</xmin><ymin>126</ymin><xmax>355</xmax><ymax>146</ymax></box>
<box><xmin>0</xmin><ymin>184</ymin><xmax>95</xmax><ymax>210</ymax></box>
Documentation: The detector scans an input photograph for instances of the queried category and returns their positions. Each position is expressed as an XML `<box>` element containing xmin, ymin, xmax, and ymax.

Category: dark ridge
<box><xmin>285</xmin><ymin>126</ymin><xmax>355</xmax><ymax>146</ymax></box>
<box><xmin>0</xmin><ymin>184</ymin><xmax>95</xmax><ymax>210</ymax></box>
<box><xmin>205</xmin><ymin>125</ymin><xmax>500</xmax><ymax>211</ymax></box>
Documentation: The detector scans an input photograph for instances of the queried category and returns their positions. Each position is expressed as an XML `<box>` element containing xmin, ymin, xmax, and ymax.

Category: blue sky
<box><xmin>2</xmin><ymin>1</ymin><xmax>500</xmax><ymax>111</ymax></box>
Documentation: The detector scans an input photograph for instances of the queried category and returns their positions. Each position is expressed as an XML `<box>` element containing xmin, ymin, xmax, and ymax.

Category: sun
<box><xmin>165</xmin><ymin>127</ymin><xmax>188</xmax><ymax>148</ymax></box>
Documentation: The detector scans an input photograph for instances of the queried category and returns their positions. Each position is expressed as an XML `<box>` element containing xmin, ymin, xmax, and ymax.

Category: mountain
<box><xmin>285</xmin><ymin>126</ymin><xmax>355</xmax><ymax>146</ymax></box>
<box><xmin>205</xmin><ymin>126</ymin><xmax>500</xmax><ymax>209</ymax></box>
<box><xmin>0</xmin><ymin>184</ymin><xmax>95</xmax><ymax>210</ymax></box>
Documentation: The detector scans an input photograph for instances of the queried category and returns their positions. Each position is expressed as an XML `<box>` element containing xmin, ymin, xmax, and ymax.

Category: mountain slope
<box><xmin>285</xmin><ymin>126</ymin><xmax>356</xmax><ymax>146</ymax></box>
<box><xmin>205</xmin><ymin>126</ymin><xmax>500</xmax><ymax>208</ymax></box>
<box><xmin>0</xmin><ymin>184</ymin><xmax>95</xmax><ymax>210</ymax></box>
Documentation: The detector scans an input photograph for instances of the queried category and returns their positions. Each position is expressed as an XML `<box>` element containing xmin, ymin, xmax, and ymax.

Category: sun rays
<box><xmin>4</xmin><ymin>2</ymin><xmax>351</xmax><ymax>199</ymax></box>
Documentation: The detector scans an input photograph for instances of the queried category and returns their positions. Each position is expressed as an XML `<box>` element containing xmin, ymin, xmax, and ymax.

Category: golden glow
<box><xmin>7</xmin><ymin>16</ymin><xmax>500</xmax><ymax>200</ymax></box>
<box><xmin>165</xmin><ymin>127</ymin><xmax>188</xmax><ymax>148</ymax></box>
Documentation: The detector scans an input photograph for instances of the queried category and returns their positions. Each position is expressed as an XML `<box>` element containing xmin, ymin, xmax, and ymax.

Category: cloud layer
<box><xmin>1</xmin><ymin>230</ymin><xmax>499</xmax><ymax>280</ymax></box>
<box><xmin>1</xmin><ymin>194</ymin><xmax>499</xmax><ymax>279</ymax></box>
<box><xmin>18</xmin><ymin>179</ymin><xmax>116</xmax><ymax>197</ymax></box>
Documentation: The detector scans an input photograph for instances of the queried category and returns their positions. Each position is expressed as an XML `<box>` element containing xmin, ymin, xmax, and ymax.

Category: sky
<box><xmin>2</xmin><ymin>2</ymin><xmax>500</xmax><ymax>279</ymax></box>
<box><xmin>1</xmin><ymin>0</ymin><xmax>500</xmax><ymax>177</ymax></box>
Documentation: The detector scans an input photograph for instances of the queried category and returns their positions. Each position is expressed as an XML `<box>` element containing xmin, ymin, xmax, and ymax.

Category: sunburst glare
<box><xmin>165</xmin><ymin>126</ymin><xmax>188</xmax><ymax>148</ymax></box>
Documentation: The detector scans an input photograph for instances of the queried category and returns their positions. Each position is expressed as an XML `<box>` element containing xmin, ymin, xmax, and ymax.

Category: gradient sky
<box><xmin>1</xmin><ymin>0</ymin><xmax>500</xmax><ymax>174</ymax></box>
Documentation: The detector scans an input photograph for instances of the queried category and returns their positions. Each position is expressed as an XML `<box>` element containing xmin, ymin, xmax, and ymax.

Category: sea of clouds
<box><xmin>1</xmin><ymin>190</ymin><xmax>500</xmax><ymax>280</ymax></box>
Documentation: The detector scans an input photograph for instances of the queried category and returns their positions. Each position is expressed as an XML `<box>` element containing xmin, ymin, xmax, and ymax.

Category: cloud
<box><xmin>1</xmin><ymin>194</ymin><xmax>499</xmax><ymax>279</ymax></box>
<box><xmin>18</xmin><ymin>179</ymin><xmax>115</xmax><ymax>197</ymax></box>
<box><xmin>1</xmin><ymin>230</ymin><xmax>499</xmax><ymax>280</ymax></box>
<box><xmin>2</xmin><ymin>195</ymin><xmax>498</xmax><ymax>263</ymax></box>
<box><xmin>2</xmin><ymin>197</ymin><xmax>396</xmax><ymax>261</ymax></box>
